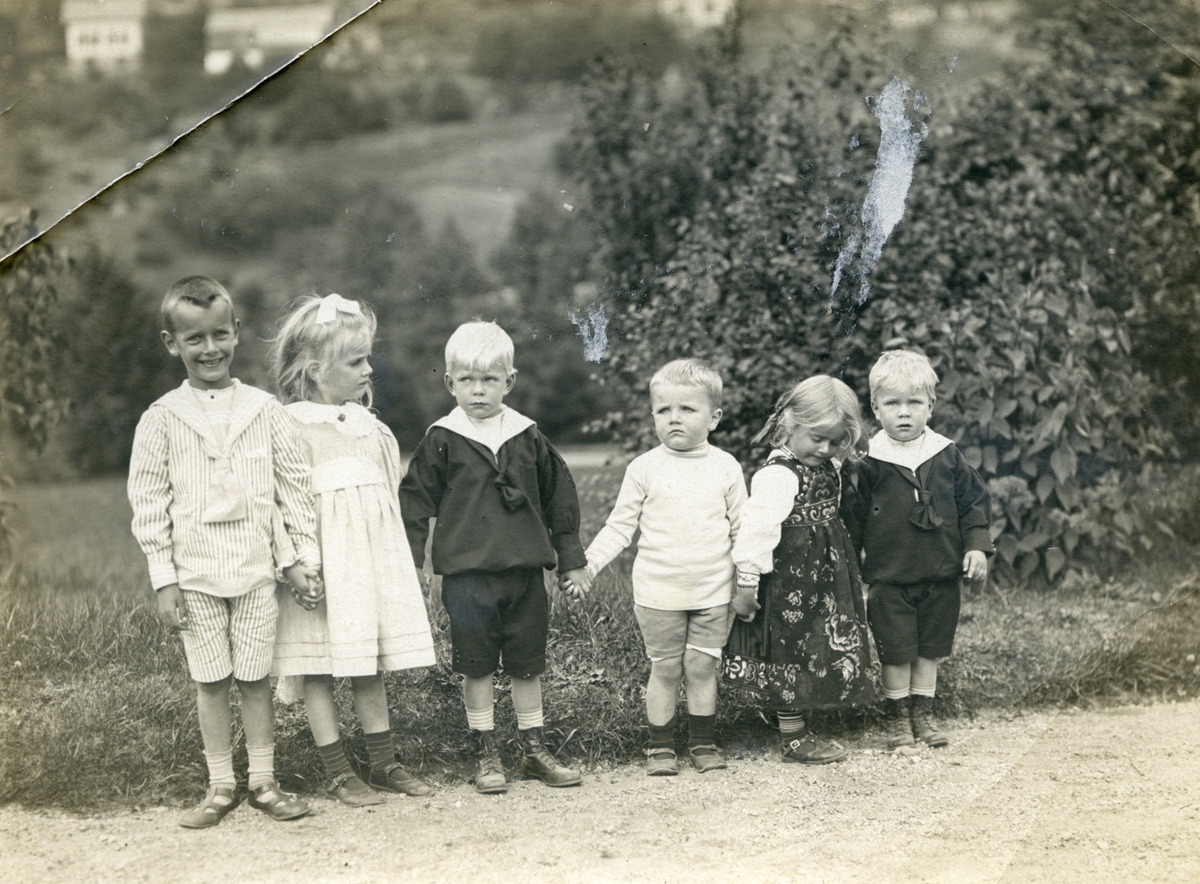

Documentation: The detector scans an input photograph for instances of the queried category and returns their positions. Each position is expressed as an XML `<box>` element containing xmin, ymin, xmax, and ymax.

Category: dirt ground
<box><xmin>2</xmin><ymin>700</ymin><xmax>1197</xmax><ymax>884</ymax></box>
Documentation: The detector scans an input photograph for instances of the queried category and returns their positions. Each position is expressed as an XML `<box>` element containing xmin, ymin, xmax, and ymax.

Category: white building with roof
<box><xmin>61</xmin><ymin>0</ymin><xmax>147</xmax><ymax>73</ymax></box>
<box><xmin>203</xmin><ymin>3</ymin><xmax>336</xmax><ymax>74</ymax></box>
<box><xmin>659</xmin><ymin>0</ymin><xmax>736</xmax><ymax>31</ymax></box>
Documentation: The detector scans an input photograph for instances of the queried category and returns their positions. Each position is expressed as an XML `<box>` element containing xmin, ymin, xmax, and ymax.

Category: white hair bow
<box><xmin>315</xmin><ymin>293</ymin><xmax>361</xmax><ymax>324</ymax></box>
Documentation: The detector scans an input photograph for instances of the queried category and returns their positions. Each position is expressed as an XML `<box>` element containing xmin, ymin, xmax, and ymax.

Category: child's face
<box><xmin>160</xmin><ymin>301</ymin><xmax>238</xmax><ymax>390</ymax></box>
<box><xmin>314</xmin><ymin>338</ymin><xmax>372</xmax><ymax>405</ymax></box>
<box><xmin>787</xmin><ymin>421</ymin><xmax>847</xmax><ymax>467</ymax></box>
<box><xmin>872</xmin><ymin>384</ymin><xmax>934</xmax><ymax>443</ymax></box>
<box><xmin>650</xmin><ymin>382</ymin><xmax>721</xmax><ymax>452</ymax></box>
<box><xmin>445</xmin><ymin>361</ymin><xmax>515</xmax><ymax>420</ymax></box>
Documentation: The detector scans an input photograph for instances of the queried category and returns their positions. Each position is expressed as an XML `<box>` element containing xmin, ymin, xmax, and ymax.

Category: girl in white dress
<box><xmin>270</xmin><ymin>293</ymin><xmax>436</xmax><ymax>806</ymax></box>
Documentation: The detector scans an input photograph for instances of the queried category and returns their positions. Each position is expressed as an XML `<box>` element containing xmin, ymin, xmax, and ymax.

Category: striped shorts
<box><xmin>179</xmin><ymin>584</ymin><xmax>278</xmax><ymax>683</ymax></box>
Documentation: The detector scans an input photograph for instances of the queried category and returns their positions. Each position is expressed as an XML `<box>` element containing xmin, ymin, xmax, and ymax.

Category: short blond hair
<box><xmin>649</xmin><ymin>358</ymin><xmax>723</xmax><ymax>409</ymax></box>
<box><xmin>445</xmin><ymin>320</ymin><xmax>514</xmax><ymax>373</ymax></box>
<box><xmin>161</xmin><ymin>276</ymin><xmax>235</xmax><ymax>333</ymax></box>
<box><xmin>869</xmin><ymin>349</ymin><xmax>938</xmax><ymax>400</ymax></box>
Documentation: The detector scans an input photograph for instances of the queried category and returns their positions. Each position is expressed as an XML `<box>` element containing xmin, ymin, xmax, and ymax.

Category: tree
<box><xmin>0</xmin><ymin>211</ymin><xmax>68</xmax><ymax>573</ymax></box>
<box><xmin>490</xmin><ymin>189</ymin><xmax>616</xmax><ymax>441</ymax></box>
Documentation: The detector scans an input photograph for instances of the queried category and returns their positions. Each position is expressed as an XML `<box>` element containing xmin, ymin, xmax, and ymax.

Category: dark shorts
<box><xmin>867</xmin><ymin>579</ymin><xmax>961</xmax><ymax>665</ymax></box>
<box><xmin>441</xmin><ymin>568</ymin><xmax>548</xmax><ymax>679</ymax></box>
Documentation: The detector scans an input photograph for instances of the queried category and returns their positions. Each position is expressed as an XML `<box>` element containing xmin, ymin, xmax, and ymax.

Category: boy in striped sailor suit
<box><xmin>128</xmin><ymin>277</ymin><xmax>321</xmax><ymax>828</ymax></box>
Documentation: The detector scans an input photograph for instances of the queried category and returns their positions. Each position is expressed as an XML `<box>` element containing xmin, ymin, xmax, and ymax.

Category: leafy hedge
<box><xmin>569</xmin><ymin>5</ymin><xmax>1200</xmax><ymax>584</ymax></box>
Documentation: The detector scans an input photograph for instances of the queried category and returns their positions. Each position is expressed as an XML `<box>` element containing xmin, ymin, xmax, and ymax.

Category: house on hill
<box><xmin>659</xmin><ymin>0</ymin><xmax>735</xmax><ymax>31</ymax></box>
<box><xmin>61</xmin><ymin>0</ymin><xmax>147</xmax><ymax>73</ymax></box>
<box><xmin>203</xmin><ymin>2</ymin><xmax>339</xmax><ymax>74</ymax></box>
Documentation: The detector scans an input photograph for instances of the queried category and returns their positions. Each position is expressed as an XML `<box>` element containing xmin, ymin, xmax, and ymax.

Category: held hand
<box><xmin>559</xmin><ymin>567</ymin><xmax>592</xmax><ymax>601</ymax></box>
<box><xmin>156</xmin><ymin>583</ymin><xmax>189</xmax><ymax>631</ymax></box>
<box><xmin>301</xmin><ymin>572</ymin><xmax>325</xmax><ymax>609</ymax></box>
<box><xmin>963</xmin><ymin>550</ymin><xmax>988</xmax><ymax>583</ymax></box>
<box><xmin>284</xmin><ymin>563</ymin><xmax>324</xmax><ymax>610</ymax></box>
<box><xmin>732</xmin><ymin>586</ymin><xmax>761</xmax><ymax>622</ymax></box>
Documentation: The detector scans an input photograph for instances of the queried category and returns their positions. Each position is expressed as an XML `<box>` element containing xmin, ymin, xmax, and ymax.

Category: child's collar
<box><xmin>159</xmin><ymin>379</ymin><xmax>273</xmax><ymax>455</ymax></box>
<box><xmin>432</xmin><ymin>405</ymin><xmax>534</xmax><ymax>452</ymax></box>
<box><xmin>287</xmin><ymin>400</ymin><xmax>376</xmax><ymax>437</ymax></box>
<box><xmin>659</xmin><ymin>441</ymin><xmax>710</xmax><ymax>458</ymax></box>
<box><xmin>869</xmin><ymin>429</ymin><xmax>953</xmax><ymax>471</ymax></box>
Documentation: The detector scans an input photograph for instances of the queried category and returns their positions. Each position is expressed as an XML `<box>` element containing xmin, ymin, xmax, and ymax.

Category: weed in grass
<box><xmin>1028</xmin><ymin>576</ymin><xmax>1200</xmax><ymax>707</ymax></box>
<box><xmin>0</xmin><ymin>568</ymin><xmax>202</xmax><ymax>807</ymax></box>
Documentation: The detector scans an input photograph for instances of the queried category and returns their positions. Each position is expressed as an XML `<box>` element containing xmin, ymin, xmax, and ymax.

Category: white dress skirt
<box><xmin>273</xmin><ymin>401</ymin><xmax>435</xmax><ymax>688</ymax></box>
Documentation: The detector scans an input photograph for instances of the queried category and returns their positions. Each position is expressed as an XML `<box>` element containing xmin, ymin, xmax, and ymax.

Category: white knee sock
<box><xmin>466</xmin><ymin>704</ymin><xmax>495</xmax><ymax>732</ymax></box>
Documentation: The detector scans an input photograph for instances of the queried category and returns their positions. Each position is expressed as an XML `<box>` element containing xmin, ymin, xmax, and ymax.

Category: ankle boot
<box><xmin>910</xmin><ymin>695</ymin><xmax>949</xmax><ymax>747</ymax></box>
<box><xmin>470</xmin><ymin>730</ymin><xmax>507</xmax><ymax>794</ymax></box>
<box><xmin>516</xmin><ymin>727</ymin><xmax>581</xmax><ymax>787</ymax></box>
<box><xmin>883</xmin><ymin>697</ymin><xmax>916</xmax><ymax>749</ymax></box>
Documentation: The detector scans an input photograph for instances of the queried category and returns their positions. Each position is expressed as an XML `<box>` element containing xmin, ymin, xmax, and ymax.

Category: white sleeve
<box><xmin>127</xmin><ymin>408</ymin><xmax>178</xmax><ymax>590</ymax></box>
<box><xmin>725</xmin><ymin>459</ymin><xmax>749</xmax><ymax>544</ymax></box>
<box><xmin>584</xmin><ymin>460</ymin><xmax>646</xmax><ymax>577</ymax></box>
<box><xmin>731</xmin><ymin>464</ymin><xmax>799</xmax><ymax>576</ymax></box>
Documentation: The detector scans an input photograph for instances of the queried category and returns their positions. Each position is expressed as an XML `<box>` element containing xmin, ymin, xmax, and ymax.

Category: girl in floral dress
<box><xmin>270</xmin><ymin>293</ymin><xmax>436</xmax><ymax>805</ymax></box>
<box><xmin>724</xmin><ymin>375</ymin><xmax>876</xmax><ymax>763</ymax></box>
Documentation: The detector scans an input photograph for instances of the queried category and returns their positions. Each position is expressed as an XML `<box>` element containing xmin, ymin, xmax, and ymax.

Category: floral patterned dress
<box><xmin>723</xmin><ymin>455</ymin><xmax>876</xmax><ymax>711</ymax></box>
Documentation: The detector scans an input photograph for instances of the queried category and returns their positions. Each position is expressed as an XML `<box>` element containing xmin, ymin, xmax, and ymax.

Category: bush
<box><xmin>569</xmin><ymin>7</ymin><xmax>1197</xmax><ymax>583</ymax></box>
<box><xmin>50</xmin><ymin>248</ymin><xmax>177</xmax><ymax>475</ymax></box>
<box><xmin>270</xmin><ymin>77</ymin><xmax>390</xmax><ymax>144</ymax></box>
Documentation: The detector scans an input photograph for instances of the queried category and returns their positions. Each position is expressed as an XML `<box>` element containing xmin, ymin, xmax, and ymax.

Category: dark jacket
<box><xmin>843</xmin><ymin>443</ymin><xmax>993</xmax><ymax>585</ymax></box>
<box><xmin>400</xmin><ymin>423</ymin><xmax>586</xmax><ymax>577</ymax></box>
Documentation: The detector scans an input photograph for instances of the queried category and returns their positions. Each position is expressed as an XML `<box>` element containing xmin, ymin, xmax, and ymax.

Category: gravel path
<box><xmin>2</xmin><ymin>701</ymin><xmax>1198</xmax><ymax>883</ymax></box>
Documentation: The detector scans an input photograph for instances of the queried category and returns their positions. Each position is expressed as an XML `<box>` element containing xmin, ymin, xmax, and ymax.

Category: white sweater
<box><xmin>585</xmin><ymin>444</ymin><xmax>747</xmax><ymax>610</ymax></box>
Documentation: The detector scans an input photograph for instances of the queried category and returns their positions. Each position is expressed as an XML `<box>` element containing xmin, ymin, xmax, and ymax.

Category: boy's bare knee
<box><xmin>234</xmin><ymin>675</ymin><xmax>271</xmax><ymax>695</ymax></box>
<box><xmin>683</xmin><ymin>649</ymin><xmax>719</xmax><ymax>676</ymax></box>
<box><xmin>650</xmin><ymin>655</ymin><xmax>684</xmax><ymax>681</ymax></box>
<box><xmin>196</xmin><ymin>675</ymin><xmax>232</xmax><ymax>696</ymax></box>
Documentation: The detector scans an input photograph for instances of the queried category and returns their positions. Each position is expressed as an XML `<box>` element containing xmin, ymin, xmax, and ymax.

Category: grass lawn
<box><xmin>2</xmin><ymin>471</ymin><xmax>1198</xmax><ymax>810</ymax></box>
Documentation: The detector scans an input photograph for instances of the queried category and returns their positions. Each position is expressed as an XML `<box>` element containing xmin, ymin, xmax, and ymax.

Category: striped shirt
<box><xmin>128</xmin><ymin>379</ymin><xmax>320</xmax><ymax>598</ymax></box>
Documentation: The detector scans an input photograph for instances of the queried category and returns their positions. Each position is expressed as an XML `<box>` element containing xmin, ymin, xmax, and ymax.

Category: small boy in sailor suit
<box><xmin>843</xmin><ymin>349</ymin><xmax>993</xmax><ymax>750</ymax></box>
<box><xmin>399</xmin><ymin>320</ymin><xmax>591</xmax><ymax>794</ymax></box>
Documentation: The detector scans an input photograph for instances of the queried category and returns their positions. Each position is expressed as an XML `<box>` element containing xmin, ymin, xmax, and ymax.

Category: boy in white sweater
<box><xmin>572</xmin><ymin>359</ymin><xmax>747</xmax><ymax>775</ymax></box>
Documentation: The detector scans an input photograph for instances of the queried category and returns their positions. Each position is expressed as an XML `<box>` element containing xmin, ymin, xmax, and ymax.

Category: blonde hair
<box><xmin>269</xmin><ymin>294</ymin><xmax>377</xmax><ymax>406</ymax></box>
<box><xmin>753</xmin><ymin>375</ymin><xmax>867</xmax><ymax>461</ymax></box>
<box><xmin>649</xmin><ymin>358</ymin><xmax>723</xmax><ymax>409</ymax></box>
<box><xmin>161</xmin><ymin>276</ymin><xmax>235</xmax><ymax>333</ymax></box>
<box><xmin>869</xmin><ymin>349</ymin><xmax>939</xmax><ymax>400</ymax></box>
<box><xmin>444</xmin><ymin>320</ymin><xmax>515</xmax><ymax>373</ymax></box>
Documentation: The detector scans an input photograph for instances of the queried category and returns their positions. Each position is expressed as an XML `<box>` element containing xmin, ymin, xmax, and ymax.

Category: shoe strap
<box><xmin>328</xmin><ymin>771</ymin><xmax>363</xmax><ymax>791</ymax></box>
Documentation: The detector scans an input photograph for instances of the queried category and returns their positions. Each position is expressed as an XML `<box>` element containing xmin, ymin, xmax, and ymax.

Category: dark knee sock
<box><xmin>317</xmin><ymin>739</ymin><xmax>353</xmax><ymax>781</ymax></box>
<box><xmin>647</xmin><ymin>717</ymin><xmax>676</xmax><ymax>750</ymax></box>
<box><xmin>363</xmin><ymin>730</ymin><xmax>394</xmax><ymax>769</ymax></box>
<box><xmin>687</xmin><ymin>713</ymin><xmax>717</xmax><ymax>748</ymax></box>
